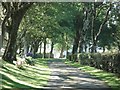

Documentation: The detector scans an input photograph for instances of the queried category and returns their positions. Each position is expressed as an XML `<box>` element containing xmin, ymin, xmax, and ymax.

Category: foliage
<box><xmin>0</xmin><ymin>2</ymin><xmax>120</xmax><ymax>61</ymax></box>
<box><xmin>18</xmin><ymin>3</ymin><xmax>76</xmax><ymax>56</ymax></box>
<box><xmin>73</xmin><ymin>52</ymin><xmax>120</xmax><ymax>75</ymax></box>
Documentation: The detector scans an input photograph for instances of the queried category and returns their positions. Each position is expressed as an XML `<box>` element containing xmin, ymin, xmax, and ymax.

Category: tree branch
<box><xmin>95</xmin><ymin>4</ymin><xmax>106</xmax><ymax>19</ymax></box>
<box><xmin>95</xmin><ymin>3</ymin><xmax>112</xmax><ymax>41</ymax></box>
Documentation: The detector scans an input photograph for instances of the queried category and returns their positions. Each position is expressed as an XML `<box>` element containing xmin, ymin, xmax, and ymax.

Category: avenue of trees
<box><xmin>0</xmin><ymin>2</ymin><xmax>120</xmax><ymax>64</ymax></box>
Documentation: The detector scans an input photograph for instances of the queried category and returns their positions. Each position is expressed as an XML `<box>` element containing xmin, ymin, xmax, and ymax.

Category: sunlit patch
<box><xmin>65</xmin><ymin>60</ymin><xmax>120</xmax><ymax>89</ymax></box>
<box><xmin>60</xmin><ymin>86</ymin><xmax>73</xmax><ymax>89</ymax></box>
<box><xmin>50</xmin><ymin>76</ymin><xmax>61</xmax><ymax>79</ymax></box>
<box><xmin>1</xmin><ymin>58</ymin><xmax>51</xmax><ymax>89</ymax></box>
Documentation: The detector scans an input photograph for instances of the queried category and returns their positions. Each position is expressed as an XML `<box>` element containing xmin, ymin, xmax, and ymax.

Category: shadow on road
<box><xmin>45</xmin><ymin>59</ymin><xmax>112</xmax><ymax>90</ymax></box>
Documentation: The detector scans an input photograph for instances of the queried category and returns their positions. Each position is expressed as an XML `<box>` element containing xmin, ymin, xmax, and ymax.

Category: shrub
<box><xmin>69</xmin><ymin>52</ymin><xmax>120</xmax><ymax>75</ymax></box>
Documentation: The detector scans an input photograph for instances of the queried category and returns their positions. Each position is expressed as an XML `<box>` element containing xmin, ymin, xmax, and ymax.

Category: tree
<box><xmin>110</xmin><ymin>2</ymin><xmax>120</xmax><ymax>52</ymax></box>
<box><xmin>1</xmin><ymin>2</ymin><xmax>33</xmax><ymax>63</ymax></box>
<box><xmin>20</xmin><ymin>3</ymin><xmax>63</xmax><ymax>58</ymax></box>
<box><xmin>89</xmin><ymin>2</ymin><xmax>112</xmax><ymax>52</ymax></box>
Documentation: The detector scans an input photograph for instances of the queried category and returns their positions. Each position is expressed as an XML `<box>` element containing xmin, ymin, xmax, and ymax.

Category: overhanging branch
<box><xmin>95</xmin><ymin>3</ymin><xmax>112</xmax><ymax>41</ymax></box>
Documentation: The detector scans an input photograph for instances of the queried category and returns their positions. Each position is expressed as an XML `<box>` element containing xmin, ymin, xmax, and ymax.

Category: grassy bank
<box><xmin>65</xmin><ymin>60</ymin><xmax>120</xmax><ymax>90</ymax></box>
<box><xmin>0</xmin><ymin>58</ymin><xmax>51</xmax><ymax>89</ymax></box>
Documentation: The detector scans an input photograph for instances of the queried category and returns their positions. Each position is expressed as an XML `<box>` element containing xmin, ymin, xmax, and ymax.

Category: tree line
<box><xmin>0</xmin><ymin>2</ymin><xmax>120</xmax><ymax>63</ymax></box>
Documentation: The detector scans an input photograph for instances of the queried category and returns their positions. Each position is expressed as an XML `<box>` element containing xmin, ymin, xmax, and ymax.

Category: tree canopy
<box><xmin>0</xmin><ymin>2</ymin><xmax>120</xmax><ymax>62</ymax></box>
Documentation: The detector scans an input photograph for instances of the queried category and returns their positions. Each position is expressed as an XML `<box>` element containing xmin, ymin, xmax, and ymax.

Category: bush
<box><xmin>68</xmin><ymin>52</ymin><xmax>120</xmax><ymax>75</ymax></box>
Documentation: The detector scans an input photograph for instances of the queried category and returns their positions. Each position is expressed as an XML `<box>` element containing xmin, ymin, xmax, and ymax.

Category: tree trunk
<box><xmin>94</xmin><ymin>40</ymin><xmax>97</xmax><ymax>52</ymax></box>
<box><xmin>66</xmin><ymin>44</ymin><xmax>69</xmax><ymax>59</ymax></box>
<box><xmin>34</xmin><ymin>43</ymin><xmax>39</xmax><ymax>54</ymax></box>
<box><xmin>72</xmin><ymin>34</ymin><xmax>80</xmax><ymax>54</ymax></box>
<box><xmin>118</xmin><ymin>45</ymin><xmax>120</xmax><ymax>52</ymax></box>
<box><xmin>65</xmin><ymin>33</ymin><xmax>69</xmax><ymax>59</ymax></box>
<box><xmin>31</xmin><ymin>42</ymin><xmax>35</xmax><ymax>57</ymax></box>
<box><xmin>23</xmin><ymin>37</ymin><xmax>28</xmax><ymax>57</ymax></box>
<box><xmin>2</xmin><ymin>4</ymin><xmax>32</xmax><ymax>63</ymax></box>
<box><xmin>0</xmin><ymin>34</ymin><xmax>2</xmax><ymax>52</ymax></box>
<box><xmin>0</xmin><ymin>34</ymin><xmax>2</xmax><ymax>57</ymax></box>
<box><xmin>91</xmin><ymin>3</ymin><xmax>96</xmax><ymax>53</ymax></box>
<box><xmin>79</xmin><ymin>40</ymin><xmax>83</xmax><ymax>53</ymax></box>
<box><xmin>32</xmin><ymin>40</ymin><xmax>40</xmax><ymax>57</ymax></box>
<box><xmin>39</xmin><ymin>42</ymin><xmax>42</xmax><ymax>54</ymax></box>
<box><xmin>84</xmin><ymin>44</ymin><xmax>87</xmax><ymax>52</ymax></box>
<box><xmin>59</xmin><ymin>46</ymin><xmax>64</xmax><ymax>58</ymax></box>
<box><xmin>30</xmin><ymin>45</ymin><xmax>32</xmax><ymax>53</ymax></box>
<box><xmin>43</xmin><ymin>38</ymin><xmax>46</xmax><ymax>58</ymax></box>
<box><xmin>103</xmin><ymin>46</ymin><xmax>105</xmax><ymax>53</ymax></box>
<box><xmin>50</xmin><ymin>41</ymin><xmax>54</xmax><ymax>58</ymax></box>
<box><xmin>2</xmin><ymin>13</ymin><xmax>23</xmax><ymax>63</ymax></box>
<box><xmin>72</xmin><ymin>14</ymin><xmax>83</xmax><ymax>55</ymax></box>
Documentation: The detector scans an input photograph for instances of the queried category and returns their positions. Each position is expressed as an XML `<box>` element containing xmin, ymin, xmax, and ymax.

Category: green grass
<box><xmin>0</xmin><ymin>58</ymin><xmax>51</xmax><ymax>89</ymax></box>
<box><xmin>65</xmin><ymin>60</ymin><xmax>120</xmax><ymax>90</ymax></box>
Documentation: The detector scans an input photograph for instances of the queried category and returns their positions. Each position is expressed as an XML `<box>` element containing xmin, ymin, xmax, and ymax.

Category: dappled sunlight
<box><xmin>59</xmin><ymin>86</ymin><xmax>73</xmax><ymax>89</ymax></box>
<box><xmin>65</xmin><ymin>60</ymin><xmax>120</xmax><ymax>89</ymax></box>
<box><xmin>28</xmin><ymin>65</ymin><xmax>50</xmax><ymax>72</ymax></box>
<box><xmin>1</xmin><ymin>59</ymin><xmax>51</xmax><ymax>89</ymax></box>
<box><xmin>0</xmin><ymin>2</ymin><xmax>120</xmax><ymax>90</ymax></box>
<box><xmin>45</xmin><ymin>59</ymin><xmax>111</xmax><ymax>89</ymax></box>
<box><xmin>87</xmin><ymin>69</ymin><xmax>102</xmax><ymax>73</ymax></box>
<box><xmin>1</xmin><ymin>58</ymin><xmax>120</xmax><ymax>89</ymax></box>
<box><xmin>1</xmin><ymin>71</ymin><xmax>42</xmax><ymax>88</ymax></box>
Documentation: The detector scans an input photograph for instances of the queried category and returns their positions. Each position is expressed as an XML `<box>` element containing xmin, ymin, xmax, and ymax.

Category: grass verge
<box><xmin>65</xmin><ymin>60</ymin><xmax>120</xmax><ymax>90</ymax></box>
<box><xmin>0</xmin><ymin>58</ymin><xmax>51</xmax><ymax>89</ymax></box>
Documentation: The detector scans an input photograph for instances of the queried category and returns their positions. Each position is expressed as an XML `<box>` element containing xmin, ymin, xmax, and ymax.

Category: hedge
<box><xmin>68</xmin><ymin>52</ymin><xmax>120</xmax><ymax>75</ymax></box>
